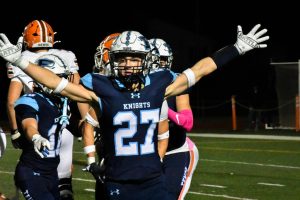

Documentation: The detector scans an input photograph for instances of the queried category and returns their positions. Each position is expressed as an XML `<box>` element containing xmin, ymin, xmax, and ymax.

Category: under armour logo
<box><xmin>110</xmin><ymin>189</ymin><xmax>120</xmax><ymax>196</ymax></box>
<box><xmin>131</xmin><ymin>93</ymin><xmax>140</xmax><ymax>99</ymax></box>
<box><xmin>33</xmin><ymin>172</ymin><xmax>40</xmax><ymax>176</ymax></box>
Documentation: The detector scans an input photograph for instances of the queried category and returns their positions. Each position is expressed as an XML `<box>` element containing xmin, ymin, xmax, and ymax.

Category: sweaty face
<box><xmin>115</xmin><ymin>53</ymin><xmax>144</xmax><ymax>77</ymax></box>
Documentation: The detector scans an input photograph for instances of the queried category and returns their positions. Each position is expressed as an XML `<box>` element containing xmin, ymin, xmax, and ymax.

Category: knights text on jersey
<box><xmin>80</xmin><ymin>70</ymin><xmax>175</xmax><ymax>181</ymax></box>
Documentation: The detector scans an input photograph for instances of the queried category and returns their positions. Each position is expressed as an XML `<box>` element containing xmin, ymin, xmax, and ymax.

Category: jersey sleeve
<box><xmin>66</xmin><ymin>51</ymin><xmax>79</xmax><ymax>73</ymax></box>
<box><xmin>15</xmin><ymin>96</ymin><xmax>39</xmax><ymax>121</ymax></box>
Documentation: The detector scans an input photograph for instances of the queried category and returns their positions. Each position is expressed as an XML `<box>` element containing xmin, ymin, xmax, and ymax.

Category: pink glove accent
<box><xmin>168</xmin><ymin>108</ymin><xmax>193</xmax><ymax>131</ymax></box>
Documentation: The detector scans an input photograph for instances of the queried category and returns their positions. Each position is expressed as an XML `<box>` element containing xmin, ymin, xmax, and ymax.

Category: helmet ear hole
<box><xmin>23</xmin><ymin>20</ymin><xmax>55</xmax><ymax>49</ymax></box>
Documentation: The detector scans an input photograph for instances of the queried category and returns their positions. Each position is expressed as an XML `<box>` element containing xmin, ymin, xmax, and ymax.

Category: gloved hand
<box><xmin>234</xmin><ymin>24</ymin><xmax>269</xmax><ymax>55</ymax></box>
<box><xmin>11</xmin><ymin>129</ymin><xmax>22</xmax><ymax>149</ymax></box>
<box><xmin>31</xmin><ymin>134</ymin><xmax>50</xmax><ymax>158</ymax></box>
<box><xmin>82</xmin><ymin>162</ymin><xmax>105</xmax><ymax>183</ymax></box>
<box><xmin>0</xmin><ymin>34</ymin><xmax>23</xmax><ymax>64</ymax></box>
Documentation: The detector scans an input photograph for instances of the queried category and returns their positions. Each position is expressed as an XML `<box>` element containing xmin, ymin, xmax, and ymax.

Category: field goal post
<box><xmin>270</xmin><ymin>60</ymin><xmax>300</xmax><ymax>130</ymax></box>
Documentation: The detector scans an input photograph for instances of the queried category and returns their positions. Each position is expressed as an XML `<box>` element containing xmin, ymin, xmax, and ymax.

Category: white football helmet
<box><xmin>34</xmin><ymin>54</ymin><xmax>70</xmax><ymax>94</ymax></box>
<box><xmin>149</xmin><ymin>38</ymin><xmax>173</xmax><ymax>69</ymax></box>
<box><xmin>109</xmin><ymin>31</ymin><xmax>151</xmax><ymax>90</ymax></box>
<box><xmin>109</xmin><ymin>31</ymin><xmax>151</xmax><ymax>76</ymax></box>
<box><xmin>149</xmin><ymin>42</ymin><xmax>160</xmax><ymax>70</ymax></box>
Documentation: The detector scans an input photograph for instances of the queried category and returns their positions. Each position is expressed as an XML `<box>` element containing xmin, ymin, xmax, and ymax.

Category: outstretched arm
<box><xmin>0</xmin><ymin>34</ymin><xmax>96</xmax><ymax>102</ymax></box>
<box><xmin>165</xmin><ymin>24</ymin><xmax>269</xmax><ymax>98</ymax></box>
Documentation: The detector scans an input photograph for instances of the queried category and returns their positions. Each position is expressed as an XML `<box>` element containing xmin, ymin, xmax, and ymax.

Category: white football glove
<box><xmin>0</xmin><ymin>33</ymin><xmax>29</xmax><ymax>69</ymax></box>
<box><xmin>32</xmin><ymin>134</ymin><xmax>50</xmax><ymax>158</ymax></box>
<box><xmin>0</xmin><ymin>34</ymin><xmax>23</xmax><ymax>63</ymax></box>
<box><xmin>234</xmin><ymin>24</ymin><xmax>269</xmax><ymax>55</ymax></box>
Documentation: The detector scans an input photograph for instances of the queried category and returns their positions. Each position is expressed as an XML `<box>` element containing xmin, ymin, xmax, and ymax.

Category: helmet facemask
<box><xmin>149</xmin><ymin>43</ymin><xmax>160</xmax><ymax>70</ymax></box>
<box><xmin>109</xmin><ymin>31</ymin><xmax>152</xmax><ymax>92</ymax></box>
<box><xmin>110</xmin><ymin>52</ymin><xmax>150</xmax><ymax>91</ymax></box>
<box><xmin>149</xmin><ymin>38</ymin><xmax>173</xmax><ymax>69</ymax></box>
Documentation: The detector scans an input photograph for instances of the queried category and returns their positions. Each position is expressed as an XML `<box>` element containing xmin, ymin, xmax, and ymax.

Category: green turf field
<box><xmin>1</xmin><ymin>133</ymin><xmax>300</xmax><ymax>200</ymax></box>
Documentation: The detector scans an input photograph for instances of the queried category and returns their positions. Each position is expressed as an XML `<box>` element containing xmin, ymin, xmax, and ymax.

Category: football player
<box><xmin>150</xmin><ymin>38</ymin><xmax>199</xmax><ymax>200</ymax></box>
<box><xmin>0</xmin><ymin>24</ymin><xmax>269</xmax><ymax>199</ymax></box>
<box><xmin>5</xmin><ymin>20</ymin><xmax>80</xmax><ymax>200</ymax></box>
<box><xmin>82</xmin><ymin>32</ymin><xmax>120</xmax><ymax>200</ymax></box>
<box><xmin>13</xmin><ymin>54</ymin><xmax>72</xmax><ymax>200</ymax></box>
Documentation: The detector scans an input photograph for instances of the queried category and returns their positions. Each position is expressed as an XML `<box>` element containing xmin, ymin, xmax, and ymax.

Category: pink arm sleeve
<box><xmin>168</xmin><ymin>108</ymin><xmax>193</xmax><ymax>132</ymax></box>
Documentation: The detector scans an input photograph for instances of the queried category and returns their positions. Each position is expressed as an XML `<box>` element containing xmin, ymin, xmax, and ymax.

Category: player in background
<box><xmin>150</xmin><ymin>38</ymin><xmax>199</xmax><ymax>200</ymax></box>
<box><xmin>13</xmin><ymin>54</ymin><xmax>73</xmax><ymax>200</ymax></box>
<box><xmin>5</xmin><ymin>20</ymin><xmax>80</xmax><ymax>200</ymax></box>
<box><xmin>82</xmin><ymin>32</ymin><xmax>120</xmax><ymax>200</ymax></box>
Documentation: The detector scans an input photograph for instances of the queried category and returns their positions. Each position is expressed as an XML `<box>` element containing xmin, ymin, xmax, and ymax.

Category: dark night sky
<box><xmin>0</xmin><ymin>0</ymin><xmax>299</xmax><ymax>120</ymax></box>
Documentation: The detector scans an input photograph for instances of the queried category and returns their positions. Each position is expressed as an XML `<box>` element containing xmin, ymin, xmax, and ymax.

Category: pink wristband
<box><xmin>168</xmin><ymin>108</ymin><xmax>193</xmax><ymax>131</ymax></box>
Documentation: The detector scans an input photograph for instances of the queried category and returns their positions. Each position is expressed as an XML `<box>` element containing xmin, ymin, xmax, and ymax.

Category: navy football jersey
<box><xmin>14</xmin><ymin>93</ymin><xmax>65</xmax><ymax>173</ymax></box>
<box><xmin>81</xmin><ymin>70</ymin><xmax>176</xmax><ymax>181</ymax></box>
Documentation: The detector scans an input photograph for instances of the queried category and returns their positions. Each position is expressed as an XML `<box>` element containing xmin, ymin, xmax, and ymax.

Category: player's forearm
<box><xmin>158</xmin><ymin>139</ymin><xmax>168</xmax><ymax>159</ymax></box>
<box><xmin>23</xmin><ymin>62</ymin><xmax>62</xmax><ymax>90</ymax></box>
<box><xmin>165</xmin><ymin>57</ymin><xmax>217</xmax><ymax>98</ymax></box>
<box><xmin>6</xmin><ymin>105</ymin><xmax>17</xmax><ymax>130</ymax></box>
<box><xmin>20</xmin><ymin>62</ymin><xmax>93</xmax><ymax>102</ymax></box>
<box><xmin>83</xmin><ymin>122</ymin><xmax>97</xmax><ymax>164</ymax></box>
<box><xmin>191</xmin><ymin>57</ymin><xmax>217</xmax><ymax>82</ymax></box>
<box><xmin>21</xmin><ymin>118</ymin><xmax>38</xmax><ymax>141</ymax></box>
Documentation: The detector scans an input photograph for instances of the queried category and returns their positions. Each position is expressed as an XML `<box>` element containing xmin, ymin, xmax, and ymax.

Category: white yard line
<box><xmin>84</xmin><ymin>188</ymin><xmax>95</xmax><ymax>192</ymax></box>
<box><xmin>72</xmin><ymin>177</ymin><xmax>96</xmax><ymax>183</ymax></box>
<box><xmin>188</xmin><ymin>133</ymin><xmax>300</xmax><ymax>141</ymax></box>
<box><xmin>257</xmin><ymin>182</ymin><xmax>285</xmax><ymax>187</ymax></box>
<box><xmin>201</xmin><ymin>159</ymin><xmax>300</xmax><ymax>169</ymax></box>
<box><xmin>200</xmin><ymin>184</ymin><xmax>227</xmax><ymax>188</ymax></box>
<box><xmin>0</xmin><ymin>170</ymin><xmax>14</xmax><ymax>175</ymax></box>
<box><xmin>188</xmin><ymin>191</ymin><xmax>257</xmax><ymax>200</ymax></box>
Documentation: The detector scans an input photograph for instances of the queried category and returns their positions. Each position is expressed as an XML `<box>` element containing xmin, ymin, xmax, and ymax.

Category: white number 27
<box><xmin>114</xmin><ymin>109</ymin><xmax>159</xmax><ymax>156</ymax></box>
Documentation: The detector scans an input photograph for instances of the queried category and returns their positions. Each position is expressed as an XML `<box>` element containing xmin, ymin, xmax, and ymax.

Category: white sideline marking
<box><xmin>84</xmin><ymin>188</ymin><xmax>95</xmax><ymax>192</ymax></box>
<box><xmin>73</xmin><ymin>177</ymin><xmax>96</xmax><ymax>183</ymax></box>
<box><xmin>189</xmin><ymin>191</ymin><xmax>257</xmax><ymax>200</ymax></box>
<box><xmin>188</xmin><ymin>133</ymin><xmax>300</xmax><ymax>141</ymax></box>
<box><xmin>257</xmin><ymin>182</ymin><xmax>285</xmax><ymax>187</ymax></box>
<box><xmin>200</xmin><ymin>184</ymin><xmax>226</xmax><ymax>188</ymax></box>
<box><xmin>0</xmin><ymin>170</ymin><xmax>14</xmax><ymax>175</ymax></box>
<box><xmin>202</xmin><ymin>159</ymin><xmax>300</xmax><ymax>169</ymax></box>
